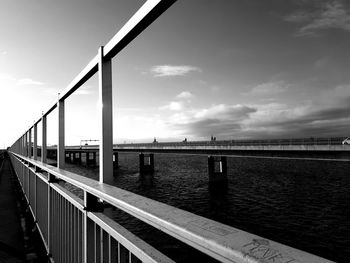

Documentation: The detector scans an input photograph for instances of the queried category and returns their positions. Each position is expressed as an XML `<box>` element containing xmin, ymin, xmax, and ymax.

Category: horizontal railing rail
<box><xmin>9</xmin><ymin>151</ymin><xmax>334</xmax><ymax>263</ymax></box>
<box><xmin>10</xmin><ymin>151</ymin><xmax>175</xmax><ymax>263</ymax></box>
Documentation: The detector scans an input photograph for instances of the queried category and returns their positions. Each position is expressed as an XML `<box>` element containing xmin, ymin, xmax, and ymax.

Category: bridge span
<box><xmin>44</xmin><ymin>140</ymin><xmax>349</xmax><ymax>184</ymax></box>
<box><xmin>114</xmin><ymin>139</ymin><xmax>350</xmax><ymax>158</ymax></box>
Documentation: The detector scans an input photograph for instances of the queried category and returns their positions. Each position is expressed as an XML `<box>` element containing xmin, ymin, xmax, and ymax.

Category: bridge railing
<box><xmin>116</xmin><ymin>137</ymin><xmax>348</xmax><ymax>148</ymax></box>
<box><xmin>10</xmin><ymin>152</ymin><xmax>175</xmax><ymax>263</ymax></box>
<box><xmin>9</xmin><ymin>151</ymin><xmax>334</xmax><ymax>263</ymax></box>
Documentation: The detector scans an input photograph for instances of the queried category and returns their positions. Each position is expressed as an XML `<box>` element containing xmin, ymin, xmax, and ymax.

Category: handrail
<box><xmin>10</xmin><ymin>151</ymin><xmax>333</xmax><ymax>263</ymax></box>
<box><xmin>27</xmin><ymin>0</ymin><xmax>176</xmax><ymax>130</ymax></box>
<box><xmin>10</xmin><ymin>151</ymin><xmax>175</xmax><ymax>263</ymax></box>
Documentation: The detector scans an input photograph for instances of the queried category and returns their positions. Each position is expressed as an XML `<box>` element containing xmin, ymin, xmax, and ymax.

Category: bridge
<box><xmin>2</xmin><ymin>0</ymin><xmax>340</xmax><ymax>262</ymax></box>
<box><xmin>41</xmin><ymin>138</ymin><xmax>350</xmax><ymax>183</ymax></box>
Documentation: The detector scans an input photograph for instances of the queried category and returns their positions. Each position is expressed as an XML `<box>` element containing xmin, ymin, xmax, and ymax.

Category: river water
<box><xmin>65</xmin><ymin>153</ymin><xmax>350</xmax><ymax>262</ymax></box>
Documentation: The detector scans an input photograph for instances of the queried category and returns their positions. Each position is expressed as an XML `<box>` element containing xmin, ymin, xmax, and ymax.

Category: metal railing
<box><xmin>9</xmin><ymin>152</ymin><xmax>334</xmax><ymax>263</ymax></box>
<box><xmin>7</xmin><ymin>0</ymin><xmax>335</xmax><ymax>262</ymax></box>
<box><xmin>10</xmin><ymin>152</ymin><xmax>174</xmax><ymax>263</ymax></box>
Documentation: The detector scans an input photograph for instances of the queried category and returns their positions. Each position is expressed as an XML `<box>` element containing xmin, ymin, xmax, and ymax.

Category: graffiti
<box><xmin>242</xmin><ymin>239</ymin><xmax>298</xmax><ymax>263</ymax></box>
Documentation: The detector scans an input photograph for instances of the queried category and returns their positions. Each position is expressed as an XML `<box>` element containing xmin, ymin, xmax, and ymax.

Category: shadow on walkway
<box><xmin>0</xmin><ymin>152</ymin><xmax>47</xmax><ymax>262</ymax></box>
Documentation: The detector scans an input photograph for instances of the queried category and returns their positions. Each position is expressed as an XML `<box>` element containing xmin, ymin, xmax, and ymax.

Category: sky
<box><xmin>1</xmin><ymin>0</ymin><xmax>350</xmax><ymax>147</ymax></box>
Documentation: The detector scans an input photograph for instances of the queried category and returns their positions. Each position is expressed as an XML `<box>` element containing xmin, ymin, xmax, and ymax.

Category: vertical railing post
<box><xmin>84</xmin><ymin>192</ymin><xmax>99</xmax><ymax>263</ymax></box>
<box><xmin>42</xmin><ymin>114</ymin><xmax>47</xmax><ymax>163</ymax></box>
<box><xmin>34</xmin><ymin>123</ymin><xmax>37</xmax><ymax>160</ymax></box>
<box><xmin>24</xmin><ymin>131</ymin><xmax>28</xmax><ymax>156</ymax></box>
<box><xmin>20</xmin><ymin>136</ymin><xmax>23</xmax><ymax>155</ymax></box>
<box><xmin>47</xmin><ymin>173</ymin><xmax>57</xmax><ymax>260</ymax></box>
<box><xmin>98</xmin><ymin>46</ymin><xmax>113</xmax><ymax>184</ymax></box>
<box><xmin>58</xmin><ymin>94</ymin><xmax>65</xmax><ymax>169</ymax></box>
<box><xmin>29</xmin><ymin>128</ymin><xmax>32</xmax><ymax>158</ymax></box>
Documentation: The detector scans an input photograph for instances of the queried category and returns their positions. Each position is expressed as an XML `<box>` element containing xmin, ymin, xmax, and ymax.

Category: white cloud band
<box><xmin>150</xmin><ymin>65</ymin><xmax>201</xmax><ymax>77</ymax></box>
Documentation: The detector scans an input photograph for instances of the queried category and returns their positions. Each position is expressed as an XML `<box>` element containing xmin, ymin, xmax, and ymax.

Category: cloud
<box><xmin>246</xmin><ymin>105</ymin><xmax>350</xmax><ymax>138</ymax></box>
<box><xmin>169</xmin><ymin>104</ymin><xmax>257</xmax><ymax>138</ymax></box>
<box><xmin>1</xmin><ymin>51</ymin><xmax>7</xmax><ymax>55</ymax></box>
<box><xmin>163</xmin><ymin>84</ymin><xmax>350</xmax><ymax>139</ymax></box>
<box><xmin>176</xmin><ymin>91</ymin><xmax>193</xmax><ymax>99</ymax></box>
<box><xmin>313</xmin><ymin>56</ymin><xmax>331</xmax><ymax>69</ymax></box>
<box><xmin>244</xmin><ymin>81</ymin><xmax>289</xmax><ymax>96</ymax></box>
<box><xmin>0</xmin><ymin>74</ymin><xmax>44</xmax><ymax>86</ymax></box>
<box><xmin>285</xmin><ymin>11</ymin><xmax>310</xmax><ymax>23</ymax></box>
<box><xmin>160</xmin><ymin>91</ymin><xmax>194</xmax><ymax>111</ymax></box>
<box><xmin>242</xmin><ymin>85</ymin><xmax>350</xmax><ymax>138</ymax></box>
<box><xmin>159</xmin><ymin>101</ymin><xmax>184</xmax><ymax>111</ymax></box>
<box><xmin>117</xmin><ymin>84</ymin><xmax>350</xmax><ymax>141</ymax></box>
<box><xmin>150</xmin><ymin>65</ymin><xmax>201</xmax><ymax>77</ymax></box>
<box><xmin>285</xmin><ymin>0</ymin><xmax>350</xmax><ymax>36</ymax></box>
<box><xmin>17</xmin><ymin>78</ymin><xmax>44</xmax><ymax>86</ymax></box>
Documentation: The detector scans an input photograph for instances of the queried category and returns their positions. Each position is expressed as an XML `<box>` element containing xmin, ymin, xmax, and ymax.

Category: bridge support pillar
<box><xmin>113</xmin><ymin>152</ymin><xmax>118</xmax><ymax>169</ymax></box>
<box><xmin>84</xmin><ymin>152</ymin><xmax>89</xmax><ymax>166</ymax></box>
<box><xmin>139</xmin><ymin>153</ymin><xmax>154</xmax><ymax>174</ymax></box>
<box><xmin>208</xmin><ymin>156</ymin><xmax>227</xmax><ymax>183</ymax></box>
<box><xmin>72</xmin><ymin>152</ymin><xmax>78</xmax><ymax>164</ymax></box>
<box><xmin>78</xmin><ymin>152</ymin><xmax>82</xmax><ymax>165</ymax></box>
<box><xmin>86</xmin><ymin>152</ymin><xmax>97</xmax><ymax>167</ymax></box>
<box><xmin>92</xmin><ymin>152</ymin><xmax>97</xmax><ymax>167</ymax></box>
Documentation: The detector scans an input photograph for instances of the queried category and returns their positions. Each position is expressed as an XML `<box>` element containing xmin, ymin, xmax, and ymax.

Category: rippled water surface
<box><xmin>65</xmin><ymin>153</ymin><xmax>350</xmax><ymax>262</ymax></box>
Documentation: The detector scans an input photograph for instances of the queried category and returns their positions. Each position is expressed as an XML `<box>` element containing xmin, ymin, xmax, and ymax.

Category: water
<box><xmin>65</xmin><ymin>153</ymin><xmax>350</xmax><ymax>262</ymax></box>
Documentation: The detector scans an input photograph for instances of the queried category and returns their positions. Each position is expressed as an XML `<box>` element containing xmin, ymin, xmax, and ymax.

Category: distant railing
<box><xmin>117</xmin><ymin>137</ymin><xmax>348</xmax><ymax>148</ymax></box>
<box><xmin>8</xmin><ymin>0</ymin><xmax>335</xmax><ymax>262</ymax></box>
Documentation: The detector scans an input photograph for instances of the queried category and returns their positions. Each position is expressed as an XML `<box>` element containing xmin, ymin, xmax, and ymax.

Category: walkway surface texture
<box><xmin>0</xmin><ymin>154</ymin><xmax>25</xmax><ymax>262</ymax></box>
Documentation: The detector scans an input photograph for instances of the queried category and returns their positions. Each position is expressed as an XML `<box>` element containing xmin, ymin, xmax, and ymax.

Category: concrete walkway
<box><xmin>0</xmin><ymin>156</ymin><xmax>25</xmax><ymax>262</ymax></box>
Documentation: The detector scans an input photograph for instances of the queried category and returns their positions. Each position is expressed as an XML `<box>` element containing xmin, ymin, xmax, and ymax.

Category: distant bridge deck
<box><xmin>48</xmin><ymin>138</ymin><xmax>350</xmax><ymax>161</ymax></box>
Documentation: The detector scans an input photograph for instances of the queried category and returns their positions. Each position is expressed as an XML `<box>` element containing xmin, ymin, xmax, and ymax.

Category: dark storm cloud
<box><xmin>181</xmin><ymin>118</ymin><xmax>242</xmax><ymax>138</ymax></box>
<box><xmin>171</xmin><ymin>96</ymin><xmax>350</xmax><ymax>139</ymax></box>
<box><xmin>172</xmin><ymin>104</ymin><xmax>257</xmax><ymax>138</ymax></box>
<box><xmin>249</xmin><ymin>104</ymin><xmax>350</xmax><ymax>139</ymax></box>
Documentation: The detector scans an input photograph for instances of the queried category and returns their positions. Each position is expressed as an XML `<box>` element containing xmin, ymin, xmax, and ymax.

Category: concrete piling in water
<box><xmin>72</xmin><ymin>152</ymin><xmax>80</xmax><ymax>164</ymax></box>
<box><xmin>85</xmin><ymin>152</ymin><xmax>90</xmax><ymax>166</ymax></box>
<box><xmin>92</xmin><ymin>152</ymin><xmax>96</xmax><ymax>167</ymax></box>
<box><xmin>139</xmin><ymin>153</ymin><xmax>154</xmax><ymax>174</ymax></box>
<box><xmin>78</xmin><ymin>152</ymin><xmax>81</xmax><ymax>165</ymax></box>
<box><xmin>86</xmin><ymin>151</ymin><xmax>97</xmax><ymax>167</ymax></box>
<box><xmin>113</xmin><ymin>152</ymin><xmax>118</xmax><ymax>169</ymax></box>
<box><xmin>208</xmin><ymin>156</ymin><xmax>227</xmax><ymax>183</ymax></box>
